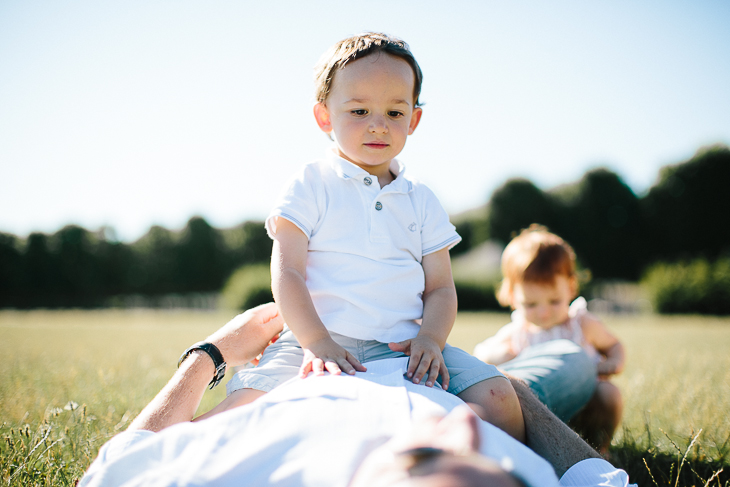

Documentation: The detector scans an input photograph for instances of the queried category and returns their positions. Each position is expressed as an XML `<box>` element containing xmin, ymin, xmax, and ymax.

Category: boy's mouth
<box><xmin>364</xmin><ymin>142</ymin><xmax>389</xmax><ymax>149</ymax></box>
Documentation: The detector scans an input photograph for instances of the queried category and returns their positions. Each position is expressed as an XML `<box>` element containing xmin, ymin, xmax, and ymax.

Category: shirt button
<box><xmin>364</xmin><ymin>177</ymin><xmax>373</xmax><ymax>186</ymax></box>
<box><xmin>375</xmin><ymin>202</ymin><xmax>383</xmax><ymax>211</ymax></box>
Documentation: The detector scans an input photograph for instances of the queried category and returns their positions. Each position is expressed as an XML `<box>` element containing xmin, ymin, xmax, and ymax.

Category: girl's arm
<box><xmin>389</xmin><ymin>247</ymin><xmax>456</xmax><ymax>389</ymax></box>
<box><xmin>581</xmin><ymin>315</ymin><xmax>625</xmax><ymax>377</ymax></box>
<box><xmin>272</xmin><ymin>218</ymin><xmax>366</xmax><ymax>377</ymax></box>
<box><xmin>473</xmin><ymin>332</ymin><xmax>517</xmax><ymax>365</ymax></box>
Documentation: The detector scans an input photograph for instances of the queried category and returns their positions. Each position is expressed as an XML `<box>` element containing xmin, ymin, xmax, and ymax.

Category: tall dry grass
<box><xmin>452</xmin><ymin>311</ymin><xmax>730</xmax><ymax>486</ymax></box>
<box><xmin>1</xmin><ymin>309</ymin><xmax>729</xmax><ymax>486</ymax></box>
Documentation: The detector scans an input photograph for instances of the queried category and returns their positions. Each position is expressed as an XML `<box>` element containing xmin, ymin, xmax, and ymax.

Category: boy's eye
<box><xmin>388</xmin><ymin>111</ymin><xmax>404</xmax><ymax>118</ymax></box>
<box><xmin>351</xmin><ymin>109</ymin><xmax>368</xmax><ymax>116</ymax></box>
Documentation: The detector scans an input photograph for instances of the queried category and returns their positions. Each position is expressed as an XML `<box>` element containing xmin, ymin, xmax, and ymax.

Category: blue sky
<box><xmin>1</xmin><ymin>1</ymin><xmax>728</xmax><ymax>242</ymax></box>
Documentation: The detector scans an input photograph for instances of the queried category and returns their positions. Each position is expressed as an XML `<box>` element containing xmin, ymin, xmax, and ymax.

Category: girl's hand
<box><xmin>300</xmin><ymin>336</ymin><xmax>366</xmax><ymax>378</ymax></box>
<box><xmin>388</xmin><ymin>336</ymin><xmax>449</xmax><ymax>390</ymax></box>
<box><xmin>597</xmin><ymin>358</ymin><xmax>618</xmax><ymax>377</ymax></box>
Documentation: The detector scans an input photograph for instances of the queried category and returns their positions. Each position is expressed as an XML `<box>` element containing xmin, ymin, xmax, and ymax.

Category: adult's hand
<box><xmin>206</xmin><ymin>303</ymin><xmax>284</xmax><ymax>367</ymax></box>
<box><xmin>128</xmin><ymin>303</ymin><xmax>283</xmax><ymax>433</ymax></box>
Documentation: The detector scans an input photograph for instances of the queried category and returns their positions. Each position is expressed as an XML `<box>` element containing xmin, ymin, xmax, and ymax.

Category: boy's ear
<box><xmin>313</xmin><ymin>102</ymin><xmax>332</xmax><ymax>134</ymax></box>
<box><xmin>408</xmin><ymin>107</ymin><xmax>423</xmax><ymax>135</ymax></box>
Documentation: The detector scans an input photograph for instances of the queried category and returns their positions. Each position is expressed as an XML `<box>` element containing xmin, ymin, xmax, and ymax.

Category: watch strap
<box><xmin>178</xmin><ymin>341</ymin><xmax>227</xmax><ymax>389</ymax></box>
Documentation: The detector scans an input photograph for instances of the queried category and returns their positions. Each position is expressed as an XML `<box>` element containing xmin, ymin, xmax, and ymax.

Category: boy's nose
<box><xmin>368</xmin><ymin>116</ymin><xmax>388</xmax><ymax>134</ymax></box>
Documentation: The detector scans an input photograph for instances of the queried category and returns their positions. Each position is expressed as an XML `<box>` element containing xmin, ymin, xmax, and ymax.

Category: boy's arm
<box><xmin>581</xmin><ymin>315</ymin><xmax>625</xmax><ymax>377</ymax></box>
<box><xmin>389</xmin><ymin>248</ymin><xmax>456</xmax><ymax>389</ymax></box>
<box><xmin>272</xmin><ymin>218</ymin><xmax>366</xmax><ymax>377</ymax></box>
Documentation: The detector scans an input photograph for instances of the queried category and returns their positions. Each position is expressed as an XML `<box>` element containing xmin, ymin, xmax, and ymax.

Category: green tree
<box><xmin>21</xmin><ymin>233</ymin><xmax>59</xmax><ymax>307</ymax></box>
<box><xmin>641</xmin><ymin>145</ymin><xmax>730</xmax><ymax>263</ymax></box>
<box><xmin>93</xmin><ymin>228</ymin><xmax>135</xmax><ymax>297</ymax></box>
<box><xmin>220</xmin><ymin>220</ymin><xmax>272</xmax><ymax>268</ymax></box>
<box><xmin>553</xmin><ymin>168</ymin><xmax>646</xmax><ymax>280</ymax></box>
<box><xmin>0</xmin><ymin>233</ymin><xmax>23</xmax><ymax>307</ymax></box>
<box><xmin>487</xmin><ymin>178</ymin><xmax>559</xmax><ymax>245</ymax></box>
<box><xmin>131</xmin><ymin>225</ymin><xmax>179</xmax><ymax>295</ymax></box>
<box><xmin>642</xmin><ymin>257</ymin><xmax>730</xmax><ymax>314</ymax></box>
<box><xmin>175</xmin><ymin>217</ymin><xmax>228</xmax><ymax>293</ymax></box>
<box><xmin>49</xmin><ymin>225</ymin><xmax>104</xmax><ymax>306</ymax></box>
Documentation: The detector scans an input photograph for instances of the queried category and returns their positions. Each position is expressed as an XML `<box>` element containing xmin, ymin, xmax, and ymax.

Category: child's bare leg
<box><xmin>193</xmin><ymin>388</ymin><xmax>266</xmax><ymax>422</ymax></box>
<box><xmin>569</xmin><ymin>381</ymin><xmax>622</xmax><ymax>454</ymax></box>
<box><xmin>457</xmin><ymin>376</ymin><xmax>526</xmax><ymax>443</ymax></box>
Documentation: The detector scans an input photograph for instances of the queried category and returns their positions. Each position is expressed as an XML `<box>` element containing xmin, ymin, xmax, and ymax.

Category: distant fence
<box><xmin>105</xmin><ymin>293</ymin><xmax>220</xmax><ymax>310</ymax></box>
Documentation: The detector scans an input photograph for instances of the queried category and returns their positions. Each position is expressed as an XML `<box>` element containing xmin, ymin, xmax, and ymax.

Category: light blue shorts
<box><xmin>499</xmin><ymin>339</ymin><xmax>598</xmax><ymax>421</ymax></box>
<box><xmin>227</xmin><ymin>326</ymin><xmax>504</xmax><ymax>396</ymax></box>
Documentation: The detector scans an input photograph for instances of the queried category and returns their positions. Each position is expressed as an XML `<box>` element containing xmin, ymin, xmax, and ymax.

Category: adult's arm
<box><xmin>507</xmin><ymin>374</ymin><xmax>601</xmax><ymax>477</ymax></box>
<box><xmin>127</xmin><ymin>303</ymin><xmax>284</xmax><ymax>433</ymax></box>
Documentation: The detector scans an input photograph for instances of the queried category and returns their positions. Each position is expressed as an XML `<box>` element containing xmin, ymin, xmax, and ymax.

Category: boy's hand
<box><xmin>300</xmin><ymin>336</ymin><xmax>366</xmax><ymax>378</ymax></box>
<box><xmin>388</xmin><ymin>336</ymin><xmax>449</xmax><ymax>390</ymax></box>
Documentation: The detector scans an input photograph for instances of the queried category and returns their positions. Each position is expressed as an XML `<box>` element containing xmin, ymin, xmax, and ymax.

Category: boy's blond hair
<box><xmin>497</xmin><ymin>225</ymin><xmax>577</xmax><ymax>307</ymax></box>
<box><xmin>314</xmin><ymin>32</ymin><xmax>423</xmax><ymax>106</ymax></box>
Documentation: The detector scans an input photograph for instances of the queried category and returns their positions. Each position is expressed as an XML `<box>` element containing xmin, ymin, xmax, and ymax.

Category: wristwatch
<box><xmin>178</xmin><ymin>341</ymin><xmax>227</xmax><ymax>389</ymax></box>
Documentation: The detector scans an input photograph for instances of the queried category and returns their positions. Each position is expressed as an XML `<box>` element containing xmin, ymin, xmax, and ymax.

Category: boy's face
<box><xmin>510</xmin><ymin>275</ymin><xmax>576</xmax><ymax>329</ymax></box>
<box><xmin>313</xmin><ymin>52</ymin><xmax>422</xmax><ymax>178</ymax></box>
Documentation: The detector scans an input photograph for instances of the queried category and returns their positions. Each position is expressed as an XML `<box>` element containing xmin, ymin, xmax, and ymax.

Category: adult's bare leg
<box><xmin>507</xmin><ymin>374</ymin><xmax>601</xmax><ymax>477</ymax></box>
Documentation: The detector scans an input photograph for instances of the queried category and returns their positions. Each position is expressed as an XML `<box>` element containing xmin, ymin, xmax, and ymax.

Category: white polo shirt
<box><xmin>266</xmin><ymin>149</ymin><xmax>461</xmax><ymax>343</ymax></box>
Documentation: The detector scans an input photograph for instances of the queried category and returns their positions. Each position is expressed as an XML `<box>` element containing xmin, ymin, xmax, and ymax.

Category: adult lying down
<box><xmin>79</xmin><ymin>303</ymin><xmax>635</xmax><ymax>487</ymax></box>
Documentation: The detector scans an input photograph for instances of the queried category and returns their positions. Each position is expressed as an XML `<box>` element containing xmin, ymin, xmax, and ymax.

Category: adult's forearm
<box><xmin>127</xmin><ymin>304</ymin><xmax>284</xmax><ymax>432</ymax></box>
<box><xmin>507</xmin><ymin>374</ymin><xmax>601</xmax><ymax>477</ymax></box>
<box><xmin>128</xmin><ymin>352</ymin><xmax>213</xmax><ymax>432</ymax></box>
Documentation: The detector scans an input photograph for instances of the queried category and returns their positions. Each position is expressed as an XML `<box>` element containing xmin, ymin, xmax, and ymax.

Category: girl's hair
<box><xmin>313</xmin><ymin>32</ymin><xmax>423</xmax><ymax>106</ymax></box>
<box><xmin>496</xmin><ymin>225</ymin><xmax>577</xmax><ymax>307</ymax></box>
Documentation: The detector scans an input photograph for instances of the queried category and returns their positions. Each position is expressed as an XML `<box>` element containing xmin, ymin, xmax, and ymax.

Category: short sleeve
<box><xmin>418</xmin><ymin>184</ymin><xmax>461</xmax><ymax>255</ymax></box>
<box><xmin>78</xmin><ymin>430</ymin><xmax>156</xmax><ymax>486</ymax></box>
<box><xmin>559</xmin><ymin>458</ymin><xmax>635</xmax><ymax>486</ymax></box>
<box><xmin>265</xmin><ymin>164</ymin><xmax>323</xmax><ymax>240</ymax></box>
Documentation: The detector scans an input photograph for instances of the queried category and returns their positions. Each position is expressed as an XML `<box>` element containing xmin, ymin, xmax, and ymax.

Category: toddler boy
<box><xmin>212</xmin><ymin>32</ymin><xmax>525</xmax><ymax>442</ymax></box>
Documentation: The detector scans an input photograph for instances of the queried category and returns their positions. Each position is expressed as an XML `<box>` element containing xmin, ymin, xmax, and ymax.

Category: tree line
<box><xmin>0</xmin><ymin>219</ymin><xmax>272</xmax><ymax>308</ymax></box>
<box><xmin>0</xmin><ymin>144</ymin><xmax>727</xmax><ymax>309</ymax></box>
<box><xmin>453</xmin><ymin>144</ymin><xmax>729</xmax><ymax>281</ymax></box>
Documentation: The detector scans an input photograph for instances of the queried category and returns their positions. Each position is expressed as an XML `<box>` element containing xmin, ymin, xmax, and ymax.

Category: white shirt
<box><xmin>266</xmin><ymin>149</ymin><xmax>461</xmax><ymax>343</ymax></box>
<box><xmin>79</xmin><ymin>358</ymin><xmax>634</xmax><ymax>487</ymax></box>
<box><xmin>474</xmin><ymin>297</ymin><xmax>601</xmax><ymax>362</ymax></box>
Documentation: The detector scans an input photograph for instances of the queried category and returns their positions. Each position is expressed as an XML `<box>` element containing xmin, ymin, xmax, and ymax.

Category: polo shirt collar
<box><xmin>325</xmin><ymin>148</ymin><xmax>413</xmax><ymax>194</ymax></box>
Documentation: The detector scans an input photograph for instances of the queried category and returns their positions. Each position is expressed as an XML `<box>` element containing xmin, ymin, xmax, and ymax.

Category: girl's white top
<box><xmin>490</xmin><ymin>297</ymin><xmax>600</xmax><ymax>362</ymax></box>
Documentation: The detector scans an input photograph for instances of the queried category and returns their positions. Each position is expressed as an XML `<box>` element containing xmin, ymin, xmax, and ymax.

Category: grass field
<box><xmin>1</xmin><ymin>309</ymin><xmax>729</xmax><ymax>486</ymax></box>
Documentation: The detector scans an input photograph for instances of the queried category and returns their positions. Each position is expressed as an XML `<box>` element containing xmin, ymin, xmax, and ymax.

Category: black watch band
<box><xmin>178</xmin><ymin>341</ymin><xmax>227</xmax><ymax>390</ymax></box>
